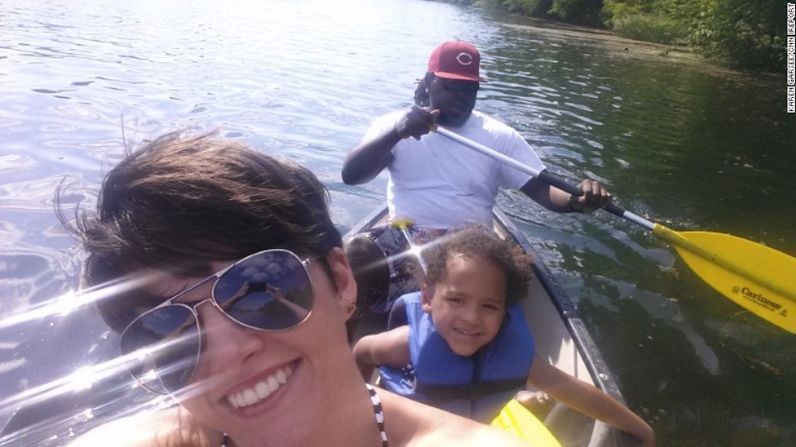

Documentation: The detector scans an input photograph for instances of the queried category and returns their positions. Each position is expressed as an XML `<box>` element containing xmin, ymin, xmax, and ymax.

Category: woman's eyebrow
<box><xmin>128</xmin><ymin>280</ymin><xmax>190</xmax><ymax>308</ymax></box>
<box><xmin>127</xmin><ymin>291</ymin><xmax>171</xmax><ymax>310</ymax></box>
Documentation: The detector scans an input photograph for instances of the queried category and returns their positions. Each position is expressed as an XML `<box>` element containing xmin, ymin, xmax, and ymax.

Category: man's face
<box><xmin>428</xmin><ymin>76</ymin><xmax>478</xmax><ymax>127</ymax></box>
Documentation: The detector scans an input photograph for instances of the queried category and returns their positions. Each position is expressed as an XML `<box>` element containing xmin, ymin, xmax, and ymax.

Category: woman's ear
<box><xmin>420</xmin><ymin>283</ymin><xmax>433</xmax><ymax>313</ymax></box>
<box><xmin>324</xmin><ymin>247</ymin><xmax>358</xmax><ymax>318</ymax></box>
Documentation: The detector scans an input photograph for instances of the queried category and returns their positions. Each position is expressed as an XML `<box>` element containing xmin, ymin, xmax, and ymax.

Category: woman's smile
<box><xmin>225</xmin><ymin>361</ymin><xmax>296</xmax><ymax>410</ymax></box>
<box><xmin>218</xmin><ymin>358</ymin><xmax>304</xmax><ymax>419</ymax></box>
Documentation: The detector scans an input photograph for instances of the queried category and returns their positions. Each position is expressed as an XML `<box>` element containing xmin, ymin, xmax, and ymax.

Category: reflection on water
<box><xmin>1</xmin><ymin>0</ymin><xmax>794</xmax><ymax>445</ymax></box>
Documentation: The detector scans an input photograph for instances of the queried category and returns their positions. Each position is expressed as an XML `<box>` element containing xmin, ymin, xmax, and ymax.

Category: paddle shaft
<box><xmin>434</xmin><ymin>125</ymin><xmax>796</xmax><ymax>307</ymax></box>
<box><xmin>435</xmin><ymin>126</ymin><xmax>655</xmax><ymax>231</ymax></box>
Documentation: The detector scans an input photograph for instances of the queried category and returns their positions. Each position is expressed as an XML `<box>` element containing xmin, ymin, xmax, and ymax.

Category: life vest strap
<box><xmin>415</xmin><ymin>377</ymin><xmax>528</xmax><ymax>403</ymax></box>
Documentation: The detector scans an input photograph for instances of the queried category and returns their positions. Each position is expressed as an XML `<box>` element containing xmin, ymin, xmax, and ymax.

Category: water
<box><xmin>1</xmin><ymin>0</ymin><xmax>794</xmax><ymax>445</ymax></box>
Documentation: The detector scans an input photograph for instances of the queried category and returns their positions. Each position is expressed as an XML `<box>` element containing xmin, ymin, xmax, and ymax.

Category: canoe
<box><xmin>344</xmin><ymin>203</ymin><xmax>636</xmax><ymax>447</ymax></box>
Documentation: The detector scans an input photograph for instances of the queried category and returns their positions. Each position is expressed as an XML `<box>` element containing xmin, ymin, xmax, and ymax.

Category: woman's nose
<box><xmin>197</xmin><ymin>303</ymin><xmax>265</xmax><ymax>370</ymax></box>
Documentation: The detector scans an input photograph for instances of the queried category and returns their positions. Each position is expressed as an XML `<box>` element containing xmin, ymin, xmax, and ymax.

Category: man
<box><xmin>342</xmin><ymin>41</ymin><xmax>611</xmax><ymax>313</ymax></box>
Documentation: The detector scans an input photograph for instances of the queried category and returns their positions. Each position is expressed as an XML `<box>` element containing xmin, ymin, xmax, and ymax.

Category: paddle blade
<box><xmin>491</xmin><ymin>400</ymin><xmax>561</xmax><ymax>446</ymax></box>
<box><xmin>657</xmin><ymin>228</ymin><xmax>796</xmax><ymax>333</ymax></box>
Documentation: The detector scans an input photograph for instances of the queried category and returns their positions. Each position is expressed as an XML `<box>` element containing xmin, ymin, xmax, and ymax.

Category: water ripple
<box><xmin>1</xmin><ymin>0</ymin><xmax>794</xmax><ymax>444</ymax></box>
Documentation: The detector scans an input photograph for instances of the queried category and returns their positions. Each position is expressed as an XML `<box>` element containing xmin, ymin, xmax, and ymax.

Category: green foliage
<box><xmin>549</xmin><ymin>0</ymin><xmax>603</xmax><ymax>26</ymax></box>
<box><xmin>602</xmin><ymin>0</ymin><xmax>783</xmax><ymax>71</ymax></box>
<box><xmin>686</xmin><ymin>0</ymin><xmax>784</xmax><ymax>71</ymax></box>
<box><xmin>603</xmin><ymin>0</ymin><xmax>693</xmax><ymax>44</ymax></box>
<box><xmin>477</xmin><ymin>0</ymin><xmax>551</xmax><ymax>15</ymax></box>
<box><xmin>476</xmin><ymin>0</ymin><xmax>502</xmax><ymax>9</ymax></box>
<box><xmin>473</xmin><ymin>0</ymin><xmax>784</xmax><ymax>72</ymax></box>
<box><xmin>606</xmin><ymin>12</ymin><xmax>690</xmax><ymax>44</ymax></box>
<box><xmin>476</xmin><ymin>0</ymin><xmax>601</xmax><ymax>24</ymax></box>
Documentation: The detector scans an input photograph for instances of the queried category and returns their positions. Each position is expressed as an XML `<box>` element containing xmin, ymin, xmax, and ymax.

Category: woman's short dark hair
<box><xmin>58</xmin><ymin>131</ymin><xmax>341</xmax><ymax>331</ymax></box>
<box><xmin>422</xmin><ymin>227</ymin><xmax>532</xmax><ymax>306</ymax></box>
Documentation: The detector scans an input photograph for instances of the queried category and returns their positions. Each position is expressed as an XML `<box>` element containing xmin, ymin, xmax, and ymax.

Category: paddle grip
<box><xmin>537</xmin><ymin>170</ymin><xmax>582</xmax><ymax>196</ymax></box>
<box><xmin>537</xmin><ymin>170</ymin><xmax>627</xmax><ymax>217</ymax></box>
<box><xmin>604</xmin><ymin>202</ymin><xmax>626</xmax><ymax>218</ymax></box>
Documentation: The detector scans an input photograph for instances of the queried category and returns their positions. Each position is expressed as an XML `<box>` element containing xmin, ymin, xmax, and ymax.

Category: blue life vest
<box><xmin>380</xmin><ymin>292</ymin><xmax>535</xmax><ymax>422</ymax></box>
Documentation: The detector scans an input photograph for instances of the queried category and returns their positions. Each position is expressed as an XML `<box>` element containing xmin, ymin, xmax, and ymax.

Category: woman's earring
<box><xmin>345</xmin><ymin>302</ymin><xmax>357</xmax><ymax>314</ymax></box>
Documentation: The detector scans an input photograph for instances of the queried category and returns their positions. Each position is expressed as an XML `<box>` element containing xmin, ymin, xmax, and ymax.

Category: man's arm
<box><xmin>520</xmin><ymin>177</ymin><xmax>611</xmax><ymax>213</ymax></box>
<box><xmin>341</xmin><ymin>128</ymin><xmax>402</xmax><ymax>185</ymax></box>
<box><xmin>341</xmin><ymin>107</ymin><xmax>439</xmax><ymax>185</ymax></box>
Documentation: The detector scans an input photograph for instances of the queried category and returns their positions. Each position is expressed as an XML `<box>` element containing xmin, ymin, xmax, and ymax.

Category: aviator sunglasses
<box><xmin>120</xmin><ymin>249</ymin><xmax>315</xmax><ymax>394</ymax></box>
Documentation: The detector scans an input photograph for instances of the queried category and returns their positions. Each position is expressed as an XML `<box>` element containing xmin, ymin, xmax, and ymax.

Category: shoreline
<box><xmin>484</xmin><ymin>11</ymin><xmax>779</xmax><ymax>81</ymax></box>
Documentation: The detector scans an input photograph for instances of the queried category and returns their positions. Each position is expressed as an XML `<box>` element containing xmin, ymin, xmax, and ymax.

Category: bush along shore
<box><xmin>447</xmin><ymin>0</ymin><xmax>784</xmax><ymax>73</ymax></box>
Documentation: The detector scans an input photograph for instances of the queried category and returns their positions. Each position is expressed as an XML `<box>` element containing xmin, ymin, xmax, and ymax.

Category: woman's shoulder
<box><xmin>68</xmin><ymin>406</ymin><xmax>222</xmax><ymax>447</ymax></box>
<box><xmin>415</xmin><ymin>421</ymin><xmax>530</xmax><ymax>447</ymax></box>
<box><xmin>381</xmin><ymin>390</ymin><xmax>529</xmax><ymax>447</ymax></box>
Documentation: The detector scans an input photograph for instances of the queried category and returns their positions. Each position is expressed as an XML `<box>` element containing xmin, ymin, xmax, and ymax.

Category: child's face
<box><xmin>422</xmin><ymin>253</ymin><xmax>507</xmax><ymax>356</ymax></box>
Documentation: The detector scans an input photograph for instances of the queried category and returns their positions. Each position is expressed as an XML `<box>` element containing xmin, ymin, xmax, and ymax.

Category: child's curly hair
<box><xmin>421</xmin><ymin>227</ymin><xmax>533</xmax><ymax>305</ymax></box>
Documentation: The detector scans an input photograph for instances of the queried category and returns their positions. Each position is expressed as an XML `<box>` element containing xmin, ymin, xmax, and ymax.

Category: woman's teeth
<box><xmin>227</xmin><ymin>364</ymin><xmax>293</xmax><ymax>409</ymax></box>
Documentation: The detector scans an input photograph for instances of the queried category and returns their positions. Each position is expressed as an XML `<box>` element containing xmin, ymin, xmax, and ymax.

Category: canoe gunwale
<box><xmin>491</xmin><ymin>208</ymin><xmax>625</xmax><ymax>404</ymax></box>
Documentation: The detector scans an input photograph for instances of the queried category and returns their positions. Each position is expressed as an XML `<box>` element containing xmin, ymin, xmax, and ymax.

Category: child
<box><xmin>353</xmin><ymin>228</ymin><xmax>655</xmax><ymax>446</ymax></box>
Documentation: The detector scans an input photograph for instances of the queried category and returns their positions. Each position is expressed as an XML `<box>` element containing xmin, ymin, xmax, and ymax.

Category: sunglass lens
<box><xmin>214</xmin><ymin>251</ymin><xmax>313</xmax><ymax>330</ymax></box>
<box><xmin>438</xmin><ymin>78</ymin><xmax>478</xmax><ymax>94</ymax></box>
<box><xmin>121</xmin><ymin>305</ymin><xmax>200</xmax><ymax>394</ymax></box>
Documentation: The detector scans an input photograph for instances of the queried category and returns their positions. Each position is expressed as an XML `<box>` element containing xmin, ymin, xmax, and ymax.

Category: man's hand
<box><xmin>568</xmin><ymin>179</ymin><xmax>612</xmax><ymax>213</ymax></box>
<box><xmin>394</xmin><ymin>106</ymin><xmax>440</xmax><ymax>140</ymax></box>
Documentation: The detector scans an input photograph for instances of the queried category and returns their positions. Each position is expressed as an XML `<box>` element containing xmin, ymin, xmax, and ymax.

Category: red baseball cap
<box><xmin>427</xmin><ymin>41</ymin><xmax>484</xmax><ymax>82</ymax></box>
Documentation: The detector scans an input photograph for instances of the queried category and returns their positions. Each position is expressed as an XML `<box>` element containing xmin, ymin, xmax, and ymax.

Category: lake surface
<box><xmin>1</xmin><ymin>0</ymin><xmax>794</xmax><ymax>445</ymax></box>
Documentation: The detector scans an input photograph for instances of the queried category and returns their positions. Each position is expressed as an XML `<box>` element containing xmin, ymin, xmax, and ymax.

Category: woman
<box><xmin>64</xmin><ymin>132</ymin><xmax>529</xmax><ymax>447</ymax></box>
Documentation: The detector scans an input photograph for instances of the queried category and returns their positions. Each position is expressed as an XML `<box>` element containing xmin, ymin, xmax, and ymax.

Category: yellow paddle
<box><xmin>434</xmin><ymin>126</ymin><xmax>796</xmax><ymax>334</ymax></box>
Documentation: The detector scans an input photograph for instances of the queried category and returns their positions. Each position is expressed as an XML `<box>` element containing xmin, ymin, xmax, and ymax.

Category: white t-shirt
<box><xmin>361</xmin><ymin>110</ymin><xmax>546</xmax><ymax>228</ymax></box>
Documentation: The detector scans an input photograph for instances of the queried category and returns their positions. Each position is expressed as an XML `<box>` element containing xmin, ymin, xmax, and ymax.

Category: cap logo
<box><xmin>456</xmin><ymin>52</ymin><xmax>473</xmax><ymax>66</ymax></box>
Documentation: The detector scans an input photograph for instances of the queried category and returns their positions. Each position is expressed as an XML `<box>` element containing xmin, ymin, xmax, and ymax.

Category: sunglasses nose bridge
<box><xmin>192</xmin><ymin>297</ymin><xmax>216</xmax><ymax>311</ymax></box>
<box><xmin>191</xmin><ymin>296</ymin><xmax>232</xmax><ymax>326</ymax></box>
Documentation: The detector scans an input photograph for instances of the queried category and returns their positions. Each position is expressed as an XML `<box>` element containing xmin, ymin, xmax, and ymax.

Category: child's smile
<box><xmin>452</xmin><ymin>327</ymin><xmax>481</xmax><ymax>337</ymax></box>
<box><xmin>422</xmin><ymin>253</ymin><xmax>507</xmax><ymax>357</ymax></box>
